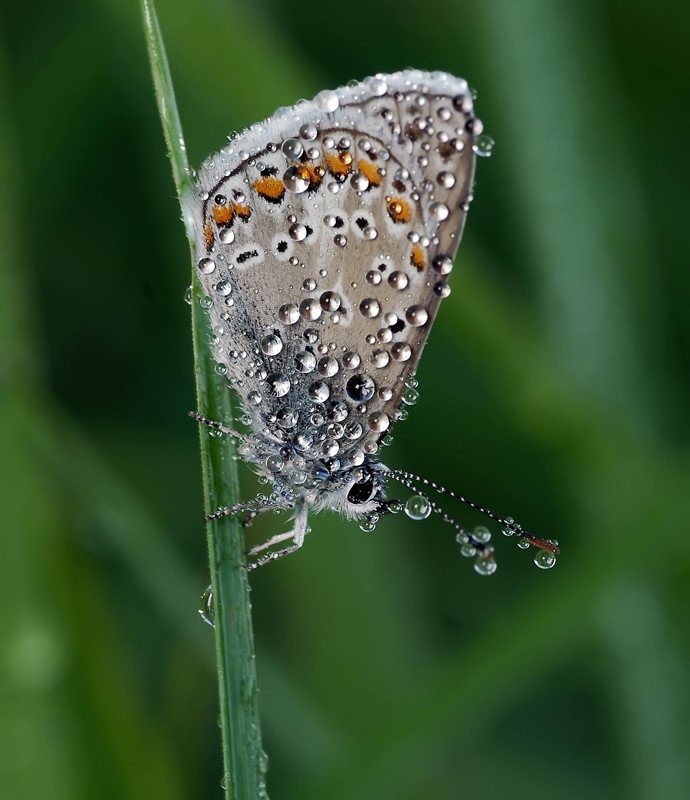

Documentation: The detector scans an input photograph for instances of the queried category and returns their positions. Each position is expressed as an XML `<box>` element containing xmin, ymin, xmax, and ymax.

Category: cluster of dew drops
<box><xmin>361</xmin><ymin>490</ymin><xmax>558</xmax><ymax>576</ymax></box>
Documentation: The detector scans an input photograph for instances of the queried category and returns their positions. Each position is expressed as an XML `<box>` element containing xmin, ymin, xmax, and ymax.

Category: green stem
<box><xmin>139</xmin><ymin>2</ymin><xmax>267</xmax><ymax>798</ymax></box>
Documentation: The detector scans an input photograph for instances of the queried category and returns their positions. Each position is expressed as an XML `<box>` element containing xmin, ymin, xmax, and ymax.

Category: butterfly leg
<box><xmin>189</xmin><ymin>411</ymin><xmax>247</xmax><ymax>443</ymax></box>
<box><xmin>246</xmin><ymin>500</ymin><xmax>309</xmax><ymax>568</ymax></box>
<box><xmin>247</xmin><ymin>543</ymin><xmax>302</xmax><ymax>571</ymax></box>
<box><xmin>206</xmin><ymin>499</ymin><xmax>284</xmax><ymax>522</ymax></box>
<box><xmin>248</xmin><ymin>501</ymin><xmax>309</xmax><ymax>553</ymax></box>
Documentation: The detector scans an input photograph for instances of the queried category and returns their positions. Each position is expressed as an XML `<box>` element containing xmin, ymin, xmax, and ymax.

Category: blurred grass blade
<box><xmin>139</xmin><ymin>0</ymin><xmax>192</xmax><ymax>208</ymax></box>
<box><xmin>139</xmin><ymin>2</ymin><xmax>267</xmax><ymax>798</ymax></box>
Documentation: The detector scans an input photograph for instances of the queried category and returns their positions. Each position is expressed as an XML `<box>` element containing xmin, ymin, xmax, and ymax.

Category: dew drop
<box><xmin>308</xmin><ymin>381</ymin><xmax>330</xmax><ymax>403</ymax></box>
<box><xmin>430</xmin><ymin>202</ymin><xmax>450</xmax><ymax>221</ymax></box>
<box><xmin>344</xmin><ymin>420</ymin><xmax>363</xmax><ymax>439</ymax></box>
<box><xmin>368</xmin><ymin>76</ymin><xmax>388</xmax><ymax>96</ymax></box>
<box><xmin>314</xmin><ymin>89</ymin><xmax>339</xmax><ymax>112</ymax></box>
<box><xmin>404</xmin><ymin>494</ymin><xmax>431</xmax><ymax>521</ymax></box>
<box><xmin>459</xmin><ymin>543</ymin><xmax>477</xmax><ymax>558</ymax></box>
<box><xmin>198</xmin><ymin>257</ymin><xmax>216</xmax><ymax>274</ymax></box>
<box><xmin>367</xmin><ymin>411</ymin><xmax>389</xmax><ymax>433</ymax></box>
<box><xmin>278</xmin><ymin>303</ymin><xmax>299</xmax><ymax>325</ymax></box>
<box><xmin>320</xmin><ymin>291</ymin><xmax>341</xmax><ymax>311</ymax></box>
<box><xmin>359</xmin><ymin>298</ymin><xmax>380</xmax><ymax>318</ymax></box>
<box><xmin>534</xmin><ymin>550</ymin><xmax>557</xmax><ymax>569</ymax></box>
<box><xmin>299</xmin><ymin>123</ymin><xmax>318</xmax><ymax>141</ymax></box>
<box><xmin>473</xmin><ymin>133</ymin><xmax>495</xmax><ymax>158</ymax></box>
<box><xmin>474</xmin><ymin>555</ymin><xmax>497</xmax><ymax>576</ymax></box>
<box><xmin>199</xmin><ymin>585</ymin><xmax>214</xmax><ymax>627</ymax></box>
<box><xmin>317</xmin><ymin>356</ymin><xmax>339</xmax><ymax>377</ymax></box>
<box><xmin>391</xmin><ymin>342</ymin><xmax>412</xmax><ymax>362</ymax></box>
<box><xmin>281</xmin><ymin>138</ymin><xmax>304</xmax><ymax>160</ymax></box>
<box><xmin>215</xmin><ymin>280</ymin><xmax>232</xmax><ymax>296</ymax></box>
<box><xmin>405</xmin><ymin>305</ymin><xmax>429</xmax><ymax>327</ymax></box>
<box><xmin>473</xmin><ymin>525</ymin><xmax>492</xmax><ymax>543</ymax></box>
<box><xmin>260</xmin><ymin>334</ymin><xmax>283</xmax><ymax>356</ymax></box>
<box><xmin>266</xmin><ymin>455</ymin><xmax>284</xmax><ymax>472</ymax></box>
<box><xmin>266</xmin><ymin>373</ymin><xmax>290</xmax><ymax>397</ymax></box>
<box><xmin>289</xmin><ymin>223</ymin><xmax>308</xmax><ymax>241</ymax></box>
<box><xmin>346</xmin><ymin>374</ymin><xmax>375</xmax><ymax>402</ymax></box>
<box><xmin>436</xmin><ymin>171</ymin><xmax>456</xmax><ymax>188</ymax></box>
<box><xmin>219</xmin><ymin>228</ymin><xmax>235</xmax><ymax>244</ymax></box>
<box><xmin>276</xmin><ymin>409</ymin><xmax>297</xmax><ymax>429</ymax></box>
<box><xmin>299</xmin><ymin>298</ymin><xmax>322</xmax><ymax>321</ymax></box>
<box><xmin>388</xmin><ymin>271</ymin><xmax>409</xmax><ymax>290</ymax></box>
<box><xmin>402</xmin><ymin>387</ymin><xmax>419</xmax><ymax>405</ymax></box>
<box><xmin>371</xmin><ymin>349</ymin><xmax>390</xmax><ymax>368</ymax></box>
<box><xmin>294</xmin><ymin>351</ymin><xmax>316</xmax><ymax>373</ymax></box>
<box><xmin>432</xmin><ymin>255</ymin><xmax>453</xmax><ymax>275</ymax></box>
<box><xmin>283</xmin><ymin>165</ymin><xmax>309</xmax><ymax>193</ymax></box>
<box><xmin>359</xmin><ymin>516</ymin><xmax>378</xmax><ymax>533</ymax></box>
<box><xmin>342</xmin><ymin>351</ymin><xmax>361</xmax><ymax>370</ymax></box>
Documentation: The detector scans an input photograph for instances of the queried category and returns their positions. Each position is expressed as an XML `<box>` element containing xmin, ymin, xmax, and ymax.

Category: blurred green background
<box><xmin>1</xmin><ymin>1</ymin><xmax>689</xmax><ymax>798</ymax></box>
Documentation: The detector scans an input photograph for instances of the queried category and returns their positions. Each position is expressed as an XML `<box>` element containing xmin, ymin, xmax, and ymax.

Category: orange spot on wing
<box><xmin>410</xmin><ymin>243</ymin><xmax>426</xmax><ymax>271</ymax></box>
<box><xmin>204</xmin><ymin>220</ymin><xmax>214</xmax><ymax>251</ymax></box>
<box><xmin>233</xmin><ymin>203</ymin><xmax>251</xmax><ymax>222</ymax></box>
<box><xmin>358</xmin><ymin>159</ymin><xmax>382</xmax><ymax>187</ymax></box>
<box><xmin>212</xmin><ymin>204</ymin><xmax>234</xmax><ymax>225</ymax></box>
<box><xmin>386</xmin><ymin>196</ymin><xmax>411</xmax><ymax>224</ymax></box>
<box><xmin>325</xmin><ymin>151</ymin><xmax>353</xmax><ymax>178</ymax></box>
<box><xmin>253</xmin><ymin>176</ymin><xmax>285</xmax><ymax>202</ymax></box>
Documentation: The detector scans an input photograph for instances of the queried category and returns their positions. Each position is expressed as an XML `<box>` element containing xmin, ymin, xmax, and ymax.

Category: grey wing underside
<box><xmin>187</xmin><ymin>70</ymin><xmax>478</xmax><ymax>468</ymax></box>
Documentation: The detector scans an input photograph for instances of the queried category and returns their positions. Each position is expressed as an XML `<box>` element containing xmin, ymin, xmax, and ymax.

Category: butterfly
<box><xmin>184</xmin><ymin>70</ymin><xmax>559</xmax><ymax>573</ymax></box>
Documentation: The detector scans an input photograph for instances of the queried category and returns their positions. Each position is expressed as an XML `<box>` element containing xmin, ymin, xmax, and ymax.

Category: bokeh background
<box><xmin>2</xmin><ymin>1</ymin><xmax>689</xmax><ymax>798</ymax></box>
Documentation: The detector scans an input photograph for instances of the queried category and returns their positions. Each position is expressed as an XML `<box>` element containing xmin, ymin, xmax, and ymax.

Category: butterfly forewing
<box><xmin>189</xmin><ymin>70</ymin><xmax>477</xmax><ymax>469</ymax></box>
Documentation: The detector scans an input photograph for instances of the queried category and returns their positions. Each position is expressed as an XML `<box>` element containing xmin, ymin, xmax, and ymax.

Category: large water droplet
<box><xmin>266</xmin><ymin>455</ymin><xmax>284</xmax><ymax>472</ymax></box>
<box><xmin>314</xmin><ymin>89</ymin><xmax>339</xmax><ymax>112</ymax></box>
<box><xmin>474</xmin><ymin>555</ymin><xmax>497</xmax><ymax>576</ymax></box>
<box><xmin>402</xmin><ymin>387</ymin><xmax>419</xmax><ymax>405</ymax></box>
<box><xmin>308</xmin><ymin>381</ymin><xmax>330</xmax><ymax>403</ymax></box>
<box><xmin>404</xmin><ymin>494</ymin><xmax>431</xmax><ymax>521</ymax></box>
<box><xmin>199</xmin><ymin>585</ymin><xmax>214</xmax><ymax>627</ymax></box>
<box><xmin>473</xmin><ymin>133</ymin><xmax>495</xmax><ymax>158</ymax></box>
<box><xmin>359</xmin><ymin>513</ymin><xmax>379</xmax><ymax>533</ymax></box>
<box><xmin>473</xmin><ymin>525</ymin><xmax>492</xmax><ymax>543</ymax></box>
<box><xmin>534</xmin><ymin>549</ymin><xmax>557</xmax><ymax>569</ymax></box>
<box><xmin>346</xmin><ymin>374</ymin><xmax>375</xmax><ymax>402</ymax></box>
<box><xmin>405</xmin><ymin>304</ymin><xmax>429</xmax><ymax>327</ymax></box>
<box><xmin>281</xmin><ymin>138</ymin><xmax>304</xmax><ymax>160</ymax></box>
<box><xmin>266</xmin><ymin>373</ymin><xmax>290</xmax><ymax>397</ymax></box>
<box><xmin>294</xmin><ymin>351</ymin><xmax>316</xmax><ymax>373</ymax></box>
<box><xmin>260</xmin><ymin>334</ymin><xmax>283</xmax><ymax>356</ymax></box>
<box><xmin>283</xmin><ymin>165</ymin><xmax>309</xmax><ymax>193</ymax></box>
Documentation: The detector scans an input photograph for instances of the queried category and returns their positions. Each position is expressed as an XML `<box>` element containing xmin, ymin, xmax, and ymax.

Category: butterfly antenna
<box><xmin>385</xmin><ymin>468</ymin><xmax>559</xmax><ymax>555</ymax></box>
<box><xmin>386</xmin><ymin>471</ymin><xmax>493</xmax><ymax>556</ymax></box>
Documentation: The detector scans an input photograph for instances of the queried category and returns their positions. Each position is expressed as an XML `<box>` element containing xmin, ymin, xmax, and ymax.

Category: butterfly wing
<box><xmin>188</xmin><ymin>70</ymin><xmax>478</xmax><ymax>469</ymax></box>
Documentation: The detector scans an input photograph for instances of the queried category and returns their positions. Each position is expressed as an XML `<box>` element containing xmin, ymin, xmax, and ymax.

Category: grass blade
<box><xmin>139</xmin><ymin>2</ymin><xmax>267</xmax><ymax>797</ymax></box>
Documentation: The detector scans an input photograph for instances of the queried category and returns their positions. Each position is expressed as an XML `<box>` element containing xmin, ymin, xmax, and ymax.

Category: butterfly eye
<box><xmin>347</xmin><ymin>475</ymin><xmax>375</xmax><ymax>505</ymax></box>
